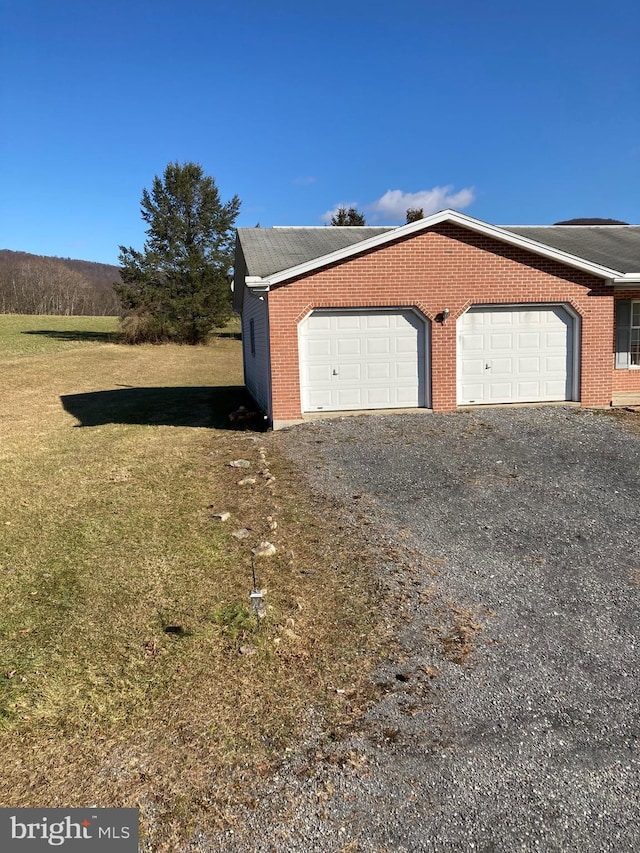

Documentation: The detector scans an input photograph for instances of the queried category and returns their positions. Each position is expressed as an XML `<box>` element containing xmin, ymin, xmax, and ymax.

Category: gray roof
<box><xmin>237</xmin><ymin>222</ymin><xmax>640</xmax><ymax>280</ymax></box>
<box><xmin>237</xmin><ymin>227</ymin><xmax>392</xmax><ymax>277</ymax></box>
<box><xmin>502</xmin><ymin>226</ymin><xmax>640</xmax><ymax>274</ymax></box>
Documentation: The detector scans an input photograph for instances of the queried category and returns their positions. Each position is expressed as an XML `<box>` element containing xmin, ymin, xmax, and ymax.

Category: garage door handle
<box><xmin>485</xmin><ymin>363</ymin><xmax>491</xmax><ymax>370</ymax></box>
<box><xmin>332</xmin><ymin>369</ymin><xmax>338</xmax><ymax>376</ymax></box>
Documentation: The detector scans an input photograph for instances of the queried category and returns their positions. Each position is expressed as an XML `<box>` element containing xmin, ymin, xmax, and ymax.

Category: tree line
<box><xmin>329</xmin><ymin>206</ymin><xmax>425</xmax><ymax>225</ymax></box>
<box><xmin>0</xmin><ymin>251</ymin><xmax>121</xmax><ymax>316</ymax></box>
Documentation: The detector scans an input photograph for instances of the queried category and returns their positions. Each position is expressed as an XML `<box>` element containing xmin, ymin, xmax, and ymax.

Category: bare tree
<box><xmin>0</xmin><ymin>251</ymin><xmax>121</xmax><ymax>315</ymax></box>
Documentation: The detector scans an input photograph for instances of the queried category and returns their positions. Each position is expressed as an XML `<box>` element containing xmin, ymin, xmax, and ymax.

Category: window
<box><xmin>615</xmin><ymin>299</ymin><xmax>640</xmax><ymax>369</ymax></box>
<box><xmin>632</xmin><ymin>301</ymin><xmax>640</xmax><ymax>367</ymax></box>
<box><xmin>249</xmin><ymin>318</ymin><xmax>256</xmax><ymax>357</ymax></box>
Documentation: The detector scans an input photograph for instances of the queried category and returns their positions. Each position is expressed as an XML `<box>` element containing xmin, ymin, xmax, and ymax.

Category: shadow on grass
<box><xmin>214</xmin><ymin>331</ymin><xmax>242</xmax><ymax>340</ymax></box>
<box><xmin>23</xmin><ymin>329</ymin><xmax>118</xmax><ymax>343</ymax></box>
<box><xmin>61</xmin><ymin>386</ymin><xmax>267</xmax><ymax>431</ymax></box>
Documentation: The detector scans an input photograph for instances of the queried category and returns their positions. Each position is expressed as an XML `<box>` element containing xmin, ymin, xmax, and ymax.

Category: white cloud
<box><xmin>367</xmin><ymin>186</ymin><xmax>475</xmax><ymax>222</ymax></box>
<box><xmin>320</xmin><ymin>202</ymin><xmax>360</xmax><ymax>224</ymax></box>
<box><xmin>294</xmin><ymin>176</ymin><xmax>317</xmax><ymax>186</ymax></box>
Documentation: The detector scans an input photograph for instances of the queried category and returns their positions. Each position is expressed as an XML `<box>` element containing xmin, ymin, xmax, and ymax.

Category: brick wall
<box><xmin>267</xmin><ymin>223</ymin><xmax>616</xmax><ymax>422</ymax></box>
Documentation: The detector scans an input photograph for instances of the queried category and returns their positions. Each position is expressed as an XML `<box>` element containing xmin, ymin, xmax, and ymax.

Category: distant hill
<box><xmin>553</xmin><ymin>218</ymin><xmax>630</xmax><ymax>225</ymax></box>
<box><xmin>0</xmin><ymin>250</ymin><xmax>122</xmax><ymax>315</ymax></box>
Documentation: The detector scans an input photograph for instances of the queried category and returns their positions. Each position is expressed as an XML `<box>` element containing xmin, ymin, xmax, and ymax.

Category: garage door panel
<box><xmin>336</xmin><ymin>338</ymin><xmax>361</xmax><ymax>356</ymax></box>
<box><xmin>396</xmin><ymin>385</ymin><xmax>421</xmax><ymax>404</ymax></box>
<box><xmin>300</xmin><ymin>310</ymin><xmax>427</xmax><ymax>412</ymax></box>
<box><xmin>490</xmin><ymin>357</ymin><xmax>513</xmax><ymax>375</ymax></box>
<box><xmin>545</xmin><ymin>330</ymin><xmax>567</xmax><ymax>348</ymax></box>
<box><xmin>306</xmin><ymin>364</ymin><xmax>333</xmax><ymax>382</ymax></box>
<box><xmin>307</xmin><ymin>314</ymin><xmax>331</xmax><ymax>331</ymax></box>
<box><xmin>396</xmin><ymin>335</ymin><xmax>419</xmax><ymax>354</ymax></box>
<box><xmin>490</xmin><ymin>333</ymin><xmax>513</xmax><ymax>349</ymax></box>
<box><xmin>337</xmin><ymin>388</ymin><xmax>363</xmax><ymax>407</ymax></box>
<box><xmin>306</xmin><ymin>389</ymin><xmax>333</xmax><ymax>409</ymax></box>
<box><xmin>340</xmin><ymin>364</ymin><xmax>362</xmax><ymax>381</ymax></box>
<box><xmin>366</xmin><ymin>388</ymin><xmax>392</xmax><ymax>406</ymax></box>
<box><xmin>460</xmin><ymin>381</ymin><xmax>484</xmax><ymax>400</ymax></box>
<box><xmin>396</xmin><ymin>362</ymin><xmax>418</xmax><ymax>379</ymax></box>
<box><xmin>460</xmin><ymin>311</ymin><xmax>482</xmax><ymax>328</ymax></box>
<box><xmin>517</xmin><ymin>356</ymin><xmax>540</xmax><ymax>373</ymax></box>
<box><xmin>336</xmin><ymin>315</ymin><xmax>360</xmax><ymax>330</ymax></box>
<box><xmin>460</xmin><ymin>332</ymin><xmax>484</xmax><ymax>352</ymax></box>
<box><xmin>366</xmin><ymin>363</ymin><xmax>389</xmax><ymax>380</ymax></box>
<box><xmin>461</xmin><ymin>360</ymin><xmax>484</xmax><ymax>377</ymax></box>
<box><xmin>367</xmin><ymin>314</ymin><xmax>391</xmax><ymax>329</ymax></box>
<box><xmin>367</xmin><ymin>338</ymin><xmax>391</xmax><ymax>355</ymax></box>
<box><xmin>545</xmin><ymin>380</ymin><xmax>567</xmax><ymax>396</ymax></box>
<box><xmin>458</xmin><ymin>306</ymin><xmax>574</xmax><ymax>405</ymax></box>
<box><xmin>545</xmin><ymin>355</ymin><xmax>566</xmax><ymax>372</ymax></box>
<box><xmin>307</xmin><ymin>339</ymin><xmax>331</xmax><ymax>357</ymax></box>
<box><xmin>518</xmin><ymin>381</ymin><xmax>542</xmax><ymax>398</ymax></box>
<box><xmin>488</xmin><ymin>382</ymin><xmax>514</xmax><ymax>399</ymax></box>
<box><xmin>518</xmin><ymin>332</ymin><xmax>541</xmax><ymax>349</ymax></box>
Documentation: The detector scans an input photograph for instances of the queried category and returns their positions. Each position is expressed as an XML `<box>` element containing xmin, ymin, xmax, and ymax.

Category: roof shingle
<box><xmin>237</xmin><ymin>227</ymin><xmax>392</xmax><ymax>278</ymax></box>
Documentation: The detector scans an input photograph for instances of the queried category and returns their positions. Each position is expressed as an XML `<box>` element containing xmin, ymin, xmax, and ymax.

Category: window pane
<box><xmin>632</xmin><ymin>302</ymin><xmax>640</xmax><ymax>327</ymax></box>
<box><xmin>631</xmin><ymin>328</ymin><xmax>640</xmax><ymax>366</ymax></box>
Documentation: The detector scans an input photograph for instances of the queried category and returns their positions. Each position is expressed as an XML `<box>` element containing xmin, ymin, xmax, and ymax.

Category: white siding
<box><xmin>241</xmin><ymin>290</ymin><xmax>271</xmax><ymax>416</ymax></box>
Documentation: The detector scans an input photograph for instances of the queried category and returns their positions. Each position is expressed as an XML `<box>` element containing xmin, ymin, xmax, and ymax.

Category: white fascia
<box><xmin>612</xmin><ymin>273</ymin><xmax>640</xmax><ymax>287</ymax></box>
<box><xmin>251</xmin><ymin>209</ymin><xmax>624</xmax><ymax>287</ymax></box>
<box><xmin>245</xmin><ymin>275</ymin><xmax>270</xmax><ymax>293</ymax></box>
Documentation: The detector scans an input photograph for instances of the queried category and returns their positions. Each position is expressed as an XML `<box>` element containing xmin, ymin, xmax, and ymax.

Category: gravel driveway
<box><xmin>209</xmin><ymin>407</ymin><xmax>639</xmax><ymax>853</ymax></box>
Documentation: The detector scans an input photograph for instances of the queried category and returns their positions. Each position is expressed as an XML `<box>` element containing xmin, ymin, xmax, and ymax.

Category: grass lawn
<box><xmin>0</xmin><ymin>315</ymin><xmax>382</xmax><ymax>850</ymax></box>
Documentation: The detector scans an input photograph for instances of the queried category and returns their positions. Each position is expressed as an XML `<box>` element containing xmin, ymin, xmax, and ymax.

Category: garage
<box><xmin>299</xmin><ymin>309</ymin><xmax>427</xmax><ymax>412</ymax></box>
<box><xmin>457</xmin><ymin>305</ymin><xmax>577</xmax><ymax>405</ymax></box>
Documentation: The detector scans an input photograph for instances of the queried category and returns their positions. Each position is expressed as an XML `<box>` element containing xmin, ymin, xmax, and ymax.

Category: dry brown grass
<box><xmin>596</xmin><ymin>406</ymin><xmax>640</xmax><ymax>436</ymax></box>
<box><xmin>0</xmin><ymin>316</ymin><xmax>384</xmax><ymax>850</ymax></box>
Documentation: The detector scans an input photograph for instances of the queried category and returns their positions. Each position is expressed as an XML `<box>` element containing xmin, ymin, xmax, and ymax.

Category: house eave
<box><xmin>612</xmin><ymin>274</ymin><xmax>640</xmax><ymax>288</ymax></box>
<box><xmin>245</xmin><ymin>276</ymin><xmax>270</xmax><ymax>293</ymax></box>
<box><xmin>257</xmin><ymin>209</ymin><xmax>623</xmax><ymax>287</ymax></box>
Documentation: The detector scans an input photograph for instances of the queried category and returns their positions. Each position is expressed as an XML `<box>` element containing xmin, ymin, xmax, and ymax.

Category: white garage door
<box><xmin>300</xmin><ymin>310</ymin><xmax>426</xmax><ymax>412</ymax></box>
<box><xmin>457</xmin><ymin>305</ymin><xmax>575</xmax><ymax>405</ymax></box>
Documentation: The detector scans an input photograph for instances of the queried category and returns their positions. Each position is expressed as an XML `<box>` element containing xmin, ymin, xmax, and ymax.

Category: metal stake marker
<box><xmin>249</xmin><ymin>555</ymin><xmax>264</xmax><ymax>629</ymax></box>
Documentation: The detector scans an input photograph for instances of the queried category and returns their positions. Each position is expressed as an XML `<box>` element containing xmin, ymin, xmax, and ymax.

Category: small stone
<box><xmin>239</xmin><ymin>645</ymin><xmax>257</xmax><ymax>656</ymax></box>
<box><xmin>229</xmin><ymin>459</ymin><xmax>250</xmax><ymax>468</ymax></box>
<box><xmin>283</xmin><ymin>627</ymin><xmax>300</xmax><ymax>641</ymax></box>
<box><xmin>238</xmin><ymin>477</ymin><xmax>256</xmax><ymax>486</ymax></box>
<box><xmin>212</xmin><ymin>511</ymin><xmax>231</xmax><ymax>522</ymax></box>
<box><xmin>252</xmin><ymin>541</ymin><xmax>276</xmax><ymax>558</ymax></box>
<box><xmin>232</xmin><ymin>528</ymin><xmax>250</xmax><ymax>539</ymax></box>
<box><xmin>269</xmin><ymin>520</ymin><xmax>278</xmax><ymax>531</ymax></box>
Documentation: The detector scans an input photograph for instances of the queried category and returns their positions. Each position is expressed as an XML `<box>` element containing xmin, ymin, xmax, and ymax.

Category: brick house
<box><xmin>232</xmin><ymin>210</ymin><xmax>640</xmax><ymax>429</ymax></box>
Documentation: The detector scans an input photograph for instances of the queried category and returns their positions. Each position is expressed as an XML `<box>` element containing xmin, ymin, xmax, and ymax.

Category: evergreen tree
<box><xmin>405</xmin><ymin>207</ymin><xmax>424</xmax><ymax>223</ymax></box>
<box><xmin>330</xmin><ymin>206</ymin><xmax>366</xmax><ymax>226</ymax></box>
<box><xmin>116</xmin><ymin>162</ymin><xmax>240</xmax><ymax>343</ymax></box>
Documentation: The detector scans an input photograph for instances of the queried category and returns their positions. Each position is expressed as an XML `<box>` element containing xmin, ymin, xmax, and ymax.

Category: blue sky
<box><xmin>1</xmin><ymin>0</ymin><xmax>638</xmax><ymax>265</ymax></box>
